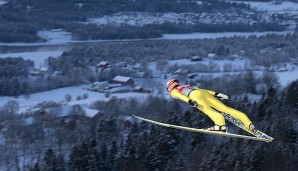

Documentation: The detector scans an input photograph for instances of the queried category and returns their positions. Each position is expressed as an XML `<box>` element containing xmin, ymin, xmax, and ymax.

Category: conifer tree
<box><xmin>42</xmin><ymin>149</ymin><xmax>57</xmax><ymax>171</ymax></box>
<box><xmin>285</xmin><ymin>79</ymin><xmax>298</xmax><ymax>107</ymax></box>
<box><xmin>108</xmin><ymin>139</ymin><xmax>118</xmax><ymax>170</ymax></box>
<box><xmin>87</xmin><ymin>140</ymin><xmax>100</xmax><ymax>171</ymax></box>
<box><xmin>56</xmin><ymin>154</ymin><xmax>66</xmax><ymax>171</ymax></box>
<box><xmin>30</xmin><ymin>163</ymin><xmax>40</xmax><ymax>171</ymax></box>
<box><xmin>98</xmin><ymin>142</ymin><xmax>108</xmax><ymax>171</ymax></box>
<box><xmin>243</xmin><ymin>70</ymin><xmax>256</xmax><ymax>93</ymax></box>
<box><xmin>68</xmin><ymin>146</ymin><xmax>80</xmax><ymax>171</ymax></box>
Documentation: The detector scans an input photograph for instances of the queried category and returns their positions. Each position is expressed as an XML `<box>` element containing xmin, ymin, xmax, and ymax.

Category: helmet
<box><xmin>166</xmin><ymin>79</ymin><xmax>179</xmax><ymax>92</ymax></box>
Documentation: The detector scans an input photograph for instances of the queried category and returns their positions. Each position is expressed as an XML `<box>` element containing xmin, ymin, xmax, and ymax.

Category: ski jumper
<box><xmin>170</xmin><ymin>85</ymin><xmax>252</xmax><ymax>128</ymax></box>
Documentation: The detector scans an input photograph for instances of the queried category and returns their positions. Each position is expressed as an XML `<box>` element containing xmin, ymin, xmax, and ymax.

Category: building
<box><xmin>97</xmin><ymin>61</ymin><xmax>110</xmax><ymax>69</ymax></box>
<box><xmin>112</xmin><ymin>75</ymin><xmax>134</xmax><ymax>86</ymax></box>
<box><xmin>190</xmin><ymin>56</ymin><xmax>202</xmax><ymax>61</ymax></box>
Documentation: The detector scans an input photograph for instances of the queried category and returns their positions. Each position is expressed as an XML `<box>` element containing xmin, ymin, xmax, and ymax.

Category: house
<box><xmin>133</xmin><ymin>63</ymin><xmax>142</xmax><ymax>69</ymax></box>
<box><xmin>112</xmin><ymin>75</ymin><xmax>134</xmax><ymax>86</ymax></box>
<box><xmin>118</xmin><ymin>116</ymin><xmax>138</xmax><ymax>129</ymax></box>
<box><xmin>174</xmin><ymin>69</ymin><xmax>189</xmax><ymax>74</ymax></box>
<box><xmin>133</xmin><ymin>86</ymin><xmax>151</xmax><ymax>93</ymax></box>
<box><xmin>29</xmin><ymin>68</ymin><xmax>48</xmax><ymax>76</ymax></box>
<box><xmin>97</xmin><ymin>61</ymin><xmax>110</xmax><ymax>69</ymax></box>
<box><xmin>190</xmin><ymin>56</ymin><xmax>202</xmax><ymax>61</ymax></box>
<box><xmin>88</xmin><ymin>81</ymin><xmax>108</xmax><ymax>92</ymax></box>
<box><xmin>207</xmin><ymin>53</ymin><xmax>216</xmax><ymax>59</ymax></box>
<box><xmin>187</xmin><ymin>73</ymin><xmax>197</xmax><ymax>79</ymax></box>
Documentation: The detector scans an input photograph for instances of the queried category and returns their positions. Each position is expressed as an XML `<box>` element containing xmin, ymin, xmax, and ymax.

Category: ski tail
<box><xmin>221</xmin><ymin>112</ymin><xmax>274</xmax><ymax>142</ymax></box>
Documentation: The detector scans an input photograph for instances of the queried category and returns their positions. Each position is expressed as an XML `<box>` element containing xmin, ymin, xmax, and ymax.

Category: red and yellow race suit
<box><xmin>170</xmin><ymin>85</ymin><xmax>252</xmax><ymax>128</ymax></box>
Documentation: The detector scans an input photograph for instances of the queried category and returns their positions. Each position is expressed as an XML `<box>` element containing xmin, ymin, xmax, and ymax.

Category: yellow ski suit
<box><xmin>170</xmin><ymin>85</ymin><xmax>252</xmax><ymax>128</ymax></box>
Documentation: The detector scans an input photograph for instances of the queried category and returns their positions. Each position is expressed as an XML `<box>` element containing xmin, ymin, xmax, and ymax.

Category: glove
<box><xmin>188</xmin><ymin>100</ymin><xmax>198</xmax><ymax>107</ymax></box>
<box><xmin>216</xmin><ymin>93</ymin><xmax>229</xmax><ymax>100</ymax></box>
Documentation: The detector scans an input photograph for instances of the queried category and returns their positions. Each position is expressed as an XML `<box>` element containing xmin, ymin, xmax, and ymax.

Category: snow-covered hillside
<box><xmin>0</xmin><ymin>85</ymin><xmax>150</xmax><ymax>117</ymax></box>
<box><xmin>233</xmin><ymin>1</ymin><xmax>298</xmax><ymax>14</ymax></box>
<box><xmin>86</xmin><ymin>11</ymin><xmax>268</xmax><ymax>27</ymax></box>
<box><xmin>1</xmin><ymin>56</ymin><xmax>297</xmax><ymax>117</ymax></box>
<box><xmin>86</xmin><ymin>1</ymin><xmax>298</xmax><ymax>27</ymax></box>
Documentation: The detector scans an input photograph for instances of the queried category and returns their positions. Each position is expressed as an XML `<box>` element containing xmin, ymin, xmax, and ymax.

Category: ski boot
<box><xmin>205</xmin><ymin>125</ymin><xmax>227</xmax><ymax>133</ymax></box>
<box><xmin>249</xmin><ymin>123</ymin><xmax>257</xmax><ymax>134</ymax></box>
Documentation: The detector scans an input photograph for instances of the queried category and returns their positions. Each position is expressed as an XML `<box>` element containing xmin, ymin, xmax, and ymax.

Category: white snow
<box><xmin>23</xmin><ymin>117</ymin><xmax>34</xmax><ymax>125</ymax></box>
<box><xmin>0</xmin><ymin>0</ymin><xmax>7</xmax><ymax>6</ymax></box>
<box><xmin>274</xmin><ymin>67</ymin><xmax>298</xmax><ymax>86</ymax></box>
<box><xmin>0</xmin><ymin>134</ymin><xmax>5</xmax><ymax>145</ymax></box>
<box><xmin>37</xmin><ymin>30</ymin><xmax>72</xmax><ymax>43</ymax></box>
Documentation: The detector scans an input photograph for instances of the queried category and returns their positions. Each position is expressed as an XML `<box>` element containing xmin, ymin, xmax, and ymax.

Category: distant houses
<box><xmin>88</xmin><ymin>75</ymin><xmax>151</xmax><ymax>94</ymax></box>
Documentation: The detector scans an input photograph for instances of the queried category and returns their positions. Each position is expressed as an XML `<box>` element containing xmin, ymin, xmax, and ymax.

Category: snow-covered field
<box><xmin>274</xmin><ymin>68</ymin><xmax>298</xmax><ymax>86</ymax></box>
<box><xmin>0</xmin><ymin>51</ymin><xmax>63</xmax><ymax>69</ymax></box>
<box><xmin>37</xmin><ymin>30</ymin><xmax>72</xmax><ymax>43</ymax></box>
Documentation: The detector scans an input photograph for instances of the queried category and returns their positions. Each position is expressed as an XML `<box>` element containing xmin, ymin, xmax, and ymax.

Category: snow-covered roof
<box><xmin>98</xmin><ymin>61</ymin><xmax>109</xmax><ymax>66</ymax></box>
<box><xmin>112</xmin><ymin>75</ymin><xmax>132</xmax><ymax>83</ymax></box>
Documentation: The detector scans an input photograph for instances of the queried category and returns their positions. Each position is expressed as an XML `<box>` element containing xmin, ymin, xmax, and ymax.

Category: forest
<box><xmin>0</xmin><ymin>79</ymin><xmax>297</xmax><ymax>171</ymax></box>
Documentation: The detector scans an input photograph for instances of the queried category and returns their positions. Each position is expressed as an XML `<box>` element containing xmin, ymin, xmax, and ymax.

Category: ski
<box><xmin>221</xmin><ymin>112</ymin><xmax>274</xmax><ymax>142</ymax></box>
<box><xmin>132</xmin><ymin>114</ymin><xmax>271</xmax><ymax>142</ymax></box>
